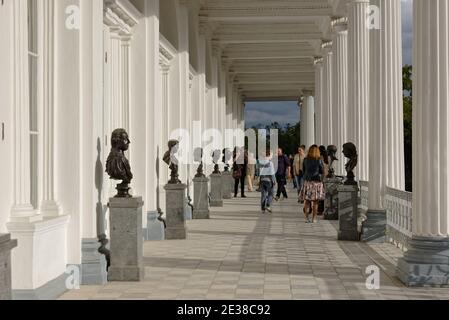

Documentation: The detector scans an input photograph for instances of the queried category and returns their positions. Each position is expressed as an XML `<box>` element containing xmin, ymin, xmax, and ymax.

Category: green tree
<box><xmin>403</xmin><ymin>65</ymin><xmax>412</xmax><ymax>192</ymax></box>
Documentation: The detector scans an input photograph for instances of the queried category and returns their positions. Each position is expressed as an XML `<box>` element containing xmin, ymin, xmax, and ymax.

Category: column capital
<box><xmin>331</xmin><ymin>16</ymin><xmax>348</xmax><ymax>33</ymax></box>
<box><xmin>321</xmin><ymin>40</ymin><xmax>333</xmax><ymax>54</ymax></box>
<box><xmin>302</xmin><ymin>89</ymin><xmax>314</xmax><ymax>97</ymax></box>
<box><xmin>314</xmin><ymin>56</ymin><xmax>324</xmax><ymax>67</ymax></box>
<box><xmin>212</xmin><ymin>41</ymin><xmax>223</xmax><ymax>58</ymax></box>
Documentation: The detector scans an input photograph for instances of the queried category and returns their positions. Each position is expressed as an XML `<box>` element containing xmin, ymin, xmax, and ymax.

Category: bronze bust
<box><xmin>342</xmin><ymin>142</ymin><xmax>358</xmax><ymax>185</ymax></box>
<box><xmin>163</xmin><ymin>140</ymin><xmax>181</xmax><ymax>184</ymax></box>
<box><xmin>222</xmin><ymin>148</ymin><xmax>232</xmax><ymax>172</ymax></box>
<box><xmin>194</xmin><ymin>148</ymin><xmax>205</xmax><ymax>178</ymax></box>
<box><xmin>106</xmin><ymin>129</ymin><xmax>133</xmax><ymax>198</ymax></box>
<box><xmin>212</xmin><ymin>150</ymin><xmax>221</xmax><ymax>174</ymax></box>
<box><xmin>327</xmin><ymin>145</ymin><xmax>338</xmax><ymax>178</ymax></box>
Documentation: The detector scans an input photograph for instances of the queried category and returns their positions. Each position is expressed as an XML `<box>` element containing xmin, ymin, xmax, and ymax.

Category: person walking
<box><xmin>233</xmin><ymin>147</ymin><xmax>248</xmax><ymax>198</ymax></box>
<box><xmin>275</xmin><ymin>148</ymin><xmax>291</xmax><ymax>201</ymax></box>
<box><xmin>246</xmin><ymin>152</ymin><xmax>256</xmax><ymax>192</ymax></box>
<box><xmin>259</xmin><ymin>150</ymin><xmax>276</xmax><ymax>214</ymax></box>
<box><xmin>318</xmin><ymin>146</ymin><xmax>329</xmax><ymax>216</ymax></box>
<box><xmin>293</xmin><ymin>145</ymin><xmax>306</xmax><ymax>196</ymax></box>
<box><xmin>299</xmin><ymin>145</ymin><xmax>326</xmax><ymax>223</ymax></box>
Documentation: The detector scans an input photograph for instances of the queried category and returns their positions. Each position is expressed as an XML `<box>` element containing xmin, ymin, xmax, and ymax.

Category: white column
<box><xmin>321</xmin><ymin>44</ymin><xmax>333</xmax><ymax>147</ymax></box>
<box><xmin>121</xmin><ymin>38</ymin><xmax>131</xmax><ymax>132</ymax></box>
<box><xmin>314</xmin><ymin>58</ymin><xmax>323</xmax><ymax>146</ymax></box>
<box><xmin>145</xmin><ymin>0</ymin><xmax>160</xmax><ymax>213</ymax></box>
<box><xmin>368</xmin><ymin>0</ymin><xmax>405</xmax><ymax>212</ymax></box>
<box><xmin>412</xmin><ymin>0</ymin><xmax>449</xmax><ymax>238</ymax></box>
<box><xmin>347</xmin><ymin>0</ymin><xmax>370</xmax><ymax>181</ymax></box>
<box><xmin>398</xmin><ymin>0</ymin><xmax>449</xmax><ymax>287</ymax></box>
<box><xmin>301</xmin><ymin>91</ymin><xmax>315</xmax><ymax>149</ymax></box>
<box><xmin>331</xmin><ymin>18</ymin><xmax>348</xmax><ymax>176</ymax></box>
<box><xmin>10</xmin><ymin>0</ymin><xmax>38</xmax><ymax>221</ymax></box>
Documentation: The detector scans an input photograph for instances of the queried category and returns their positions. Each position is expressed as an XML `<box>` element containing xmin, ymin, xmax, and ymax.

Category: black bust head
<box><xmin>342</xmin><ymin>142</ymin><xmax>358</xmax><ymax>185</ymax></box>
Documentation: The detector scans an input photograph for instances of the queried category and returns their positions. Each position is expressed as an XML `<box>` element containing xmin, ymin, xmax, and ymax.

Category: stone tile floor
<box><xmin>59</xmin><ymin>189</ymin><xmax>449</xmax><ymax>300</ymax></box>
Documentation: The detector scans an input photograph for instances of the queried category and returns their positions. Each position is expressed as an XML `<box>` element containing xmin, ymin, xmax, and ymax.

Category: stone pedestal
<box><xmin>361</xmin><ymin>210</ymin><xmax>387</xmax><ymax>243</ymax></box>
<box><xmin>222</xmin><ymin>171</ymin><xmax>233</xmax><ymax>200</ymax></box>
<box><xmin>193</xmin><ymin>176</ymin><xmax>210</xmax><ymax>219</ymax></box>
<box><xmin>108</xmin><ymin>197</ymin><xmax>144</xmax><ymax>282</ymax></box>
<box><xmin>81</xmin><ymin>238</ymin><xmax>108</xmax><ymax>285</ymax></box>
<box><xmin>338</xmin><ymin>185</ymin><xmax>360</xmax><ymax>241</ymax></box>
<box><xmin>0</xmin><ymin>234</ymin><xmax>17</xmax><ymax>300</ymax></box>
<box><xmin>210</xmin><ymin>173</ymin><xmax>223</xmax><ymax>207</ymax></box>
<box><xmin>144</xmin><ymin>211</ymin><xmax>165</xmax><ymax>241</ymax></box>
<box><xmin>324</xmin><ymin>177</ymin><xmax>343</xmax><ymax>220</ymax></box>
<box><xmin>164</xmin><ymin>184</ymin><xmax>188</xmax><ymax>240</ymax></box>
<box><xmin>397</xmin><ymin>237</ymin><xmax>449</xmax><ymax>287</ymax></box>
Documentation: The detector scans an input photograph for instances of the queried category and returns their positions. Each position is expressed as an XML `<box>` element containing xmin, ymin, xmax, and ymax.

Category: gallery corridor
<box><xmin>59</xmin><ymin>189</ymin><xmax>449</xmax><ymax>300</ymax></box>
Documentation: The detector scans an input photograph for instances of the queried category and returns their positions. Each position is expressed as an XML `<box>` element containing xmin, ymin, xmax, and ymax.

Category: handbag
<box><xmin>233</xmin><ymin>167</ymin><xmax>242</xmax><ymax>180</ymax></box>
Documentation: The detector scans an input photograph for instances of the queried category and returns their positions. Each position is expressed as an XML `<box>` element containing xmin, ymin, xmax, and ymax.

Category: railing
<box><xmin>358</xmin><ymin>181</ymin><xmax>412</xmax><ymax>250</ymax></box>
<box><xmin>385</xmin><ymin>187</ymin><xmax>413</xmax><ymax>250</ymax></box>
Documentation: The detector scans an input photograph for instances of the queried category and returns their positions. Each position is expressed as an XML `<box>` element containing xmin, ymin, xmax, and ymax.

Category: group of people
<box><xmin>232</xmin><ymin>145</ymin><xmax>330</xmax><ymax>222</ymax></box>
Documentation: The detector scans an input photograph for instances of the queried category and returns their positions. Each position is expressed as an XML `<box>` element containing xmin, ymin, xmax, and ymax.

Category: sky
<box><xmin>245</xmin><ymin>0</ymin><xmax>413</xmax><ymax>129</ymax></box>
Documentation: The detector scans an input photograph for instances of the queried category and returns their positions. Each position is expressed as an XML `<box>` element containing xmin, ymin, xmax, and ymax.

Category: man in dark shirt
<box><xmin>275</xmin><ymin>148</ymin><xmax>291</xmax><ymax>201</ymax></box>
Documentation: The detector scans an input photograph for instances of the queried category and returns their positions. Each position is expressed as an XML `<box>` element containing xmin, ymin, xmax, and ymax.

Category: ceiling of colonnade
<box><xmin>197</xmin><ymin>0</ymin><xmax>347</xmax><ymax>101</ymax></box>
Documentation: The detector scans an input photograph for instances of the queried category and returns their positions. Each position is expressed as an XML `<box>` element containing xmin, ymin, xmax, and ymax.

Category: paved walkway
<box><xmin>60</xmin><ymin>189</ymin><xmax>449</xmax><ymax>300</ymax></box>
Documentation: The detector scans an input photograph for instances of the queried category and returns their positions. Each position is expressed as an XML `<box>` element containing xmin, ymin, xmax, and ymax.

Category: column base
<box><xmin>81</xmin><ymin>239</ymin><xmax>107</xmax><ymax>285</ymax></box>
<box><xmin>108</xmin><ymin>266</ymin><xmax>144</xmax><ymax>282</ymax></box>
<box><xmin>397</xmin><ymin>236</ymin><xmax>449</xmax><ymax>287</ymax></box>
<box><xmin>361</xmin><ymin>209</ymin><xmax>387</xmax><ymax>243</ymax></box>
<box><xmin>193</xmin><ymin>210</ymin><xmax>210</xmax><ymax>220</ymax></box>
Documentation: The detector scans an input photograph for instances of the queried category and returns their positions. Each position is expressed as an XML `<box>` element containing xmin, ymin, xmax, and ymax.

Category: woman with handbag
<box><xmin>299</xmin><ymin>145</ymin><xmax>326</xmax><ymax>223</ymax></box>
<box><xmin>233</xmin><ymin>147</ymin><xmax>248</xmax><ymax>198</ymax></box>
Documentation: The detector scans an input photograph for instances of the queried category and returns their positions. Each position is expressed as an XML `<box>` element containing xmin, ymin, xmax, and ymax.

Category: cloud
<box><xmin>245</xmin><ymin>101</ymin><xmax>299</xmax><ymax>128</ymax></box>
<box><xmin>402</xmin><ymin>0</ymin><xmax>413</xmax><ymax>65</ymax></box>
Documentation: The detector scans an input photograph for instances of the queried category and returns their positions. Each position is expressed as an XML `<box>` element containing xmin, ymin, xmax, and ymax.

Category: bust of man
<box><xmin>222</xmin><ymin>148</ymin><xmax>232</xmax><ymax>172</ymax></box>
<box><xmin>163</xmin><ymin>140</ymin><xmax>181</xmax><ymax>184</ymax></box>
<box><xmin>194</xmin><ymin>148</ymin><xmax>204</xmax><ymax>178</ymax></box>
<box><xmin>212</xmin><ymin>149</ymin><xmax>221</xmax><ymax>174</ymax></box>
<box><xmin>342</xmin><ymin>142</ymin><xmax>358</xmax><ymax>185</ymax></box>
<box><xmin>327</xmin><ymin>145</ymin><xmax>338</xmax><ymax>178</ymax></box>
<box><xmin>106</xmin><ymin>129</ymin><xmax>133</xmax><ymax>198</ymax></box>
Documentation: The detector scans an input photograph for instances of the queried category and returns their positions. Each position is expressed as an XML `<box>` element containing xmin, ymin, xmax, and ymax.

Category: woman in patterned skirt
<box><xmin>299</xmin><ymin>145</ymin><xmax>325</xmax><ymax>223</ymax></box>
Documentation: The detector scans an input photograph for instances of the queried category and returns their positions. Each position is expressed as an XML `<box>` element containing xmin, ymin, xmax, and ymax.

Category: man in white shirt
<box><xmin>259</xmin><ymin>151</ymin><xmax>276</xmax><ymax>214</ymax></box>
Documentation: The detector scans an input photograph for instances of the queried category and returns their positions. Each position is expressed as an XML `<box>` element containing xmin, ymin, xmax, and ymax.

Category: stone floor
<box><xmin>59</xmin><ymin>188</ymin><xmax>449</xmax><ymax>300</ymax></box>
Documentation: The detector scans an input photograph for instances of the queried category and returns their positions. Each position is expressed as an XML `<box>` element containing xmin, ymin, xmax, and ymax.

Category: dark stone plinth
<box><xmin>164</xmin><ymin>184</ymin><xmax>188</xmax><ymax>239</ymax></box>
<box><xmin>0</xmin><ymin>234</ymin><xmax>17</xmax><ymax>300</ymax></box>
<box><xmin>361</xmin><ymin>209</ymin><xmax>387</xmax><ymax>243</ymax></box>
<box><xmin>338</xmin><ymin>185</ymin><xmax>360</xmax><ymax>241</ymax></box>
<box><xmin>108</xmin><ymin>197</ymin><xmax>144</xmax><ymax>281</ymax></box>
<box><xmin>210</xmin><ymin>174</ymin><xmax>223</xmax><ymax>207</ymax></box>
<box><xmin>324</xmin><ymin>177</ymin><xmax>343</xmax><ymax>221</ymax></box>
<box><xmin>397</xmin><ymin>236</ymin><xmax>449</xmax><ymax>287</ymax></box>
<box><xmin>193</xmin><ymin>176</ymin><xmax>210</xmax><ymax>219</ymax></box>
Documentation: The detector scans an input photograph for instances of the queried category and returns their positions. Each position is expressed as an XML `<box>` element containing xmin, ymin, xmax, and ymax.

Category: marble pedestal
<box><xmin>165</xmin><ymin>184</ymin><xmax>188</xmax><ymax>240</ymax></box>
<box><xmin>193</xmin><ymin>176</ymin><xmax>210</xmax><ymax>219</ymax></box>
<box><xmin>144</xmin><ymin>211</ymin><xmax>165</xmax><ymax>241</ymax></box>
<box><xmin>338</xmin><ymin>185</ymin><xmax>360</xmax><ymax>241</ymax></box>
<box><xmin>222</xmin><ymin>171</ymin><xmax>233</xmax><ymax>200</ymax></box>
<box><xmin>108</xmin><ymin>197</ymin><xmax>144</xmax><ymax>281</ymax></box>
<box><xmin>0</xmin><ymin>234</ymin><xmax>17</xmax><ymax>300</ymax></box>
<box><xmin>81</xmin><ymin>238</ymin><xmax>108</xmax><ymax>285</ymax></box>
<box><xmin>397</xmin><ymin>236</ymin><xmax>449</xmax><ymax>287</ymax></box>
<box><xmin>210</xmin><ymin>174</ymin><xmax>223</xmax><ymax>207</ymax></box>
<box><xmin>361</xmin><ymin>209</ymin><xmax>387</xmax><ymax>243</ymax></box>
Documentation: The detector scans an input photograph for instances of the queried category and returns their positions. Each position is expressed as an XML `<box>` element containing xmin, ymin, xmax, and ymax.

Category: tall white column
<box><xmin>314</xmin><ymin>58</ymin><xmax>323</xmax><ymax>146</ymax></box>
<box><xmin>347</xmin><ymin>0</ymin><xmax>370</xmax><ymax>181</ymax></box>
<box><xmin>10</xmin><ymin>0</ymin><xmax>39</xmax><ymax>222</ymax></box>
<box><xmin>321</xmin><ymin>43</ymin><xmax>333</xmax><ymax>147</ymax></box>
<box><xmin>301</xmin><ymin>90</ymin><xmax>315</xmax><ymax>149</ymax></box>
<box><xmin>331</xmin><ymin>18</ymin><xmax>348</xmax><ymax>176</ymax></box>
<box><xmin>363</xmin><ymin>0</ymin><xmax>404</xmax><ymax>243</ymax></box>
<box><xmin>398</xmin><ymin>0</ymin><xmax>449</xmax><ymax>287</ymax></box>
